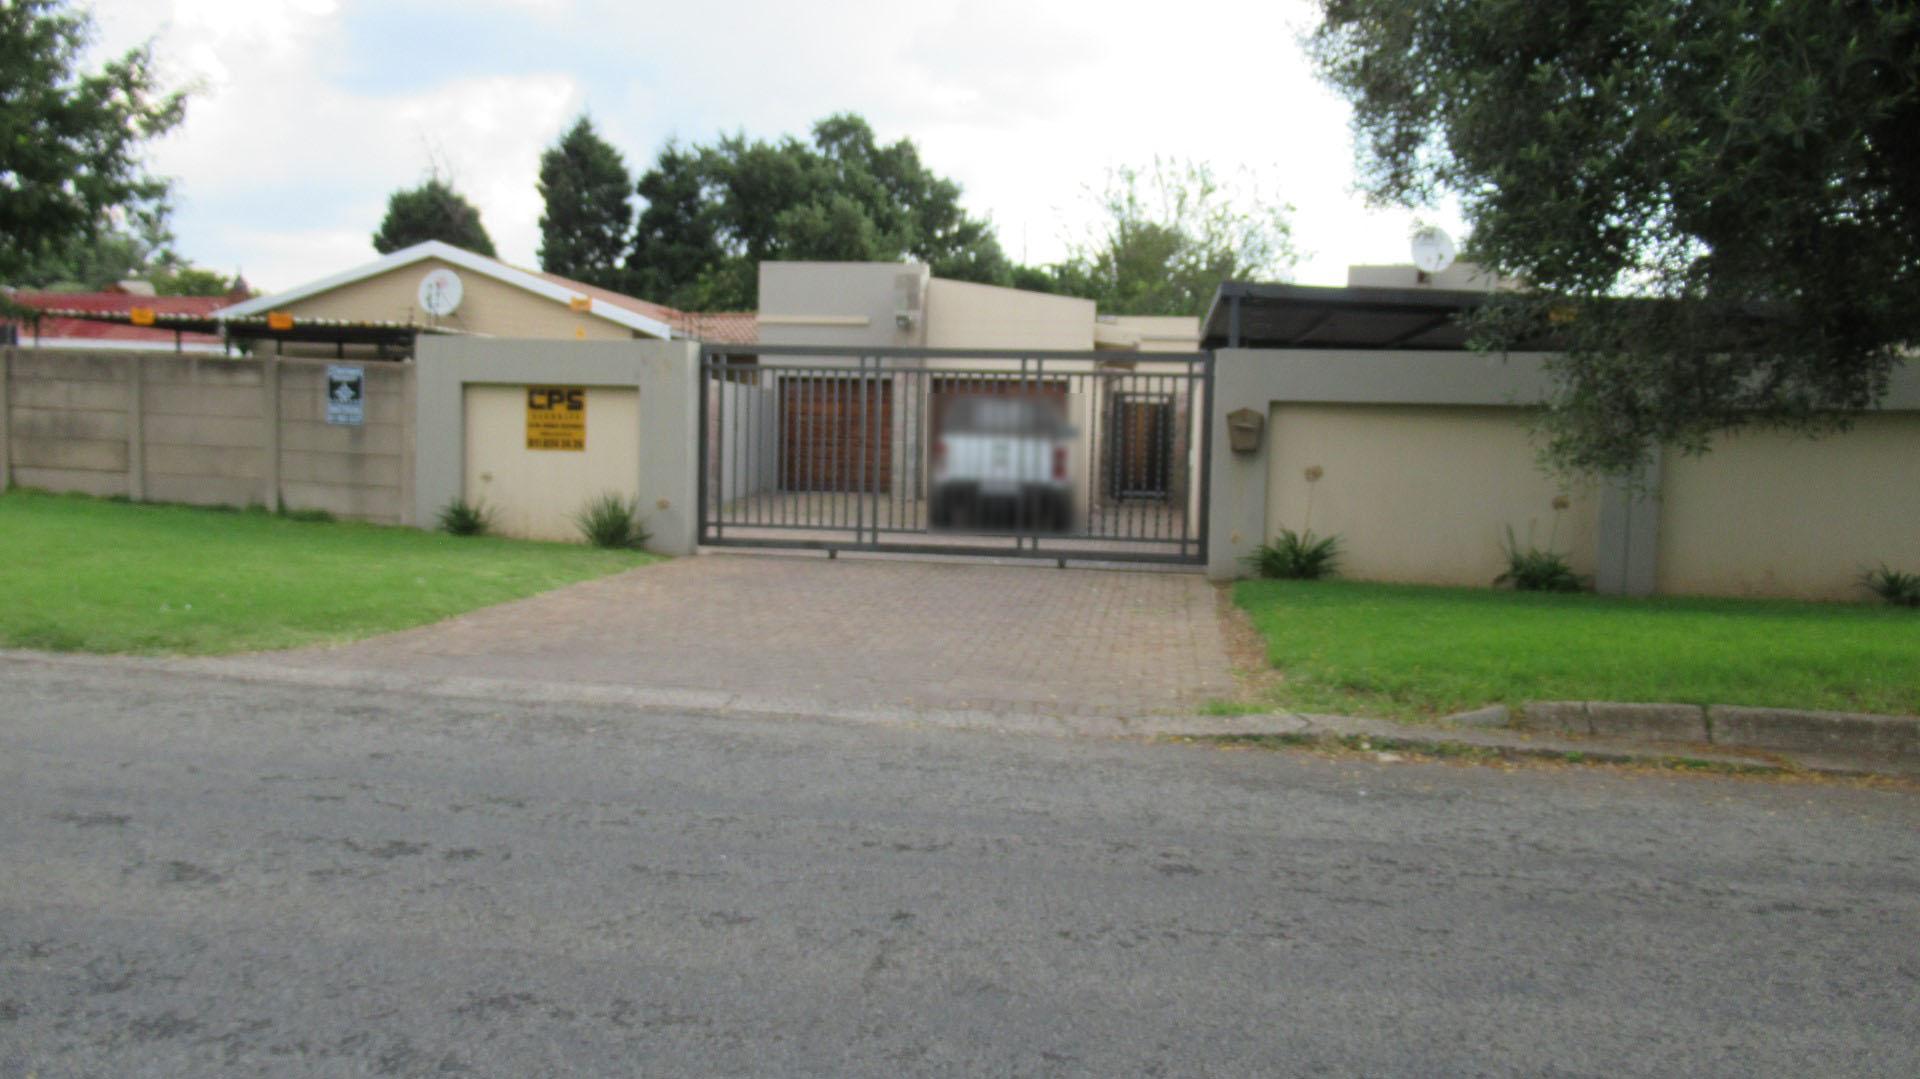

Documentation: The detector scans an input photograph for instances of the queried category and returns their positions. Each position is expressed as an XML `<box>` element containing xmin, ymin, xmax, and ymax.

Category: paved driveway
<box><xmin>259</xmin><ymin>554</ymin><xmax>1237</xmax><ymax>717</ymax></box>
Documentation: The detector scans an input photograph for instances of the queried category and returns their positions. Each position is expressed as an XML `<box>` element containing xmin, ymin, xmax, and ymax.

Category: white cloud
<box><xmin>79</xmin><ymin>0</ymin><xmax>1466</xmax><ymax>293</ymax></box>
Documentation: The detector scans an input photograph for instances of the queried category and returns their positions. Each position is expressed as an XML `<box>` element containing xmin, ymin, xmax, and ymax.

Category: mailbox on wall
<box><xmin>1227</xmin><ymin>408</ymin><xmax>1265</xmax><ymax>454</ymax></box>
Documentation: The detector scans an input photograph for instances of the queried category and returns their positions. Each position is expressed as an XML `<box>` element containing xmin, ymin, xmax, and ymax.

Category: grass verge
<box><xmin>1232</xmin><ymin>578</ymin><xmax>1920</xmax><ymax>720</ymax></box>
<box><xmin>1</xmin><ymin>489</ymin><xmax>655</xmax><ymax>655</ymax></box>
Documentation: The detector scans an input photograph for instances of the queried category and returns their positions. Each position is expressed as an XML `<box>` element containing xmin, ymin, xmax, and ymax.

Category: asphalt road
<box><xmin>2</xmin><ymin>658</ymin><xmax>1916</xmax><ymax>1077</ymax></box>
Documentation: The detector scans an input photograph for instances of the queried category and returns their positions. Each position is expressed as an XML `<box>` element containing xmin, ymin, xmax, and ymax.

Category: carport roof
<box><xmin>1201</xmin><ymin>281</ymin><xmax>1532</xmax><ymax>351</ymax></box>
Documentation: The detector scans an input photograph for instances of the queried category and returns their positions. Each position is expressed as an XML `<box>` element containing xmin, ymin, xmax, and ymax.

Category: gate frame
<box><xmin>696</xmin><ymin>343</ymin><xmax>1214</xmax><ymax>566</ymax></box>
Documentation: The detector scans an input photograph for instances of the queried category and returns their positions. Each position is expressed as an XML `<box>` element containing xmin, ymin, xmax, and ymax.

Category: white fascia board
<box><xmin>214</xmin><ymin>240</ymin><xmax>674</xmax><ymax>339</ymax></box>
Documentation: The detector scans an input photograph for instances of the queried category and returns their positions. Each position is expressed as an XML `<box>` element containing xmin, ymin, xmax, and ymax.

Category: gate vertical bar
<box><xmin>731</xmin><ymin>360</ymin><xmax>743</xmax><ymax>531</ymax></box>
<box><xmin>1167</xmin><ymin>366</ymin><xmax>1182</xmax><ymax>556</ymax></box>
<box><xmin>807</xmin><ymin>374</ymin><xmax>817</xmax><ymax>529</ymax></box>
<box><xmin>836</xmin><ymin>368</ymin><xmax>846</xmax><ymax>533</ymax></box>
<box><xmin>713</xmin><ymin>352</ymin><xmax>727</xmax><ymax>540</ymax></box>
<box><xmin>1196</xmin><ymin>351</ymin><xmax>1214</xmax><ymax>564</ymax></box>
<box><xmin>860</xmin><ymin>355</ymin><xmax>875</xmax><ymax>545</ymax></box>
<box><xmin>697</xmin><ymin>349</ymin><xmax>711</xmax><ymax>543</ymax></box>
<box><xmin>1154</xmin><ymin>374</ymin><xmax>1166</xmax><ymax>542</ymax></box>
<box><xmin>748</xmin><ymin>365</ymin><xmax>757</xmax><ymax>525</ymax></box>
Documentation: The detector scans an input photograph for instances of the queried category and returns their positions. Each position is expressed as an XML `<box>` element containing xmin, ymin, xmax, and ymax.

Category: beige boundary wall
<box><xmin>1208</xmin><ymin>348</ymin><xmax>1920</xmax><ymax>600</ymax></box>
<box><xmin>1654</xmin><ymin>414</ymin><xmax>1920</xmax><ymax>597</ymax></box>
<box><xmin>1</xmin><ymin>346</ymin><xmax>414</xmax><ymax>524</ymax></box>
<box><xmin>462</xmin><ymin>384</ymin><xmax>641</xmax><ymax>542</ymax></box>
<box><xmin>1263</xmin><ymin>403</ymin><xmax>1603</xmax><ymax>587</ymax></box>
<box><xmin>412</xmin><ymin>337</ymin><xmax>701</xmax><ymax>554</ymax></box>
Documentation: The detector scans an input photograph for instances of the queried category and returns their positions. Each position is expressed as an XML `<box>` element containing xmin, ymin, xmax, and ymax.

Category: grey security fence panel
<box><xmin>698</xmin><ymin>344</ymin><xmax>1212</xmax><ymax>565</ymax></box>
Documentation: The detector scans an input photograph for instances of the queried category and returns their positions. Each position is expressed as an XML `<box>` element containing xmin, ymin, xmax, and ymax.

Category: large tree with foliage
<box><xmin>14</xmin><ymin>211</ymin><xmax>237</xmax><ymax>295</ymax></box>
<box><xmin>1041</xmin><ymin>159</ymin><xmax>1295</xmax><ymax>317</ymax></box>
<box><xmin>372</xmin><ymin>176</ymin><xmax>496</xmax><ymax>257</ymax></box>
<box><xmin>537</xmin><ymin>116</ymin><xmax>633</xmax><ymax>289</ymax></box>
<box><xmin>1311</xmin><ymin>1</ymin><xmax>1920</xmax><ymax>474</ymax></box>
<box><xmin>627</xmin><ymin>113</ymin><xmax>1011</xmax><ymax>309</ymax></box>
<box><xmin>0</xmin><ymin>0</ymin><xmax>187</xmax><ymax>291</ymax></box>
<box><xmin>13</xmin><ymin>220</ymin><xmax>162</xmax><ymax>290</ymax></box>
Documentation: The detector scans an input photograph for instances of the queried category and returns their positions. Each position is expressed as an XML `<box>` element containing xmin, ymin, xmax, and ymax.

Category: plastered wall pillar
<box><xmin>1206</xmin><ymin>350</ymin><xmax>1271</xmax><ymax>580</ymax></box>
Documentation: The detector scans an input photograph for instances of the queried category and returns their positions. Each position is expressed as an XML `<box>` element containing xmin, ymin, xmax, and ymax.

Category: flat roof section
<box><xmin>1202</xmin><ymin>282</ymin><xmax>1523</xmax><ymax>351</ymax></box>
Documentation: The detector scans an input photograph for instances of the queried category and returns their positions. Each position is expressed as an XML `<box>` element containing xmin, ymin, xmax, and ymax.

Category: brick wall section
<box><xmin>1</xmin><ymin>347</ymin><xmax>415</xmax><ymax>525</ymax></box>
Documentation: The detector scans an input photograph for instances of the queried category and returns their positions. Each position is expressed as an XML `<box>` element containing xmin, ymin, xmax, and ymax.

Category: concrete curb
<box><xmin>0</xmin><ymin>650</ymin><xmax>1310</xmax><ymax>745</ymax></box>
<box><xmin>1271</xmin><ymin>714</ymin><xmax>1808</xmax><ymax>774</ymax></box>
<box><xmin>3</xmin><ymin>650</ymin><xmax>1911</xmax><ymax>778</ymax></box>
<box><xmin>1516</xmin><ymin>700</ymin><xmax>1919</xmax><ymax>761</ymax></box>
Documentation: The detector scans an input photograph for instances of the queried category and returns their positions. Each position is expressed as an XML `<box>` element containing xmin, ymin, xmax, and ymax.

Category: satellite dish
<box><xmin>417</xmin><ymin>268</ymin><xmax>464</xmax><ymax>317</ymax></box>
<box><xmin>1410</xmin><ymin>227</ymin><xmax>1457</xmax><ymax>275</ymax></box>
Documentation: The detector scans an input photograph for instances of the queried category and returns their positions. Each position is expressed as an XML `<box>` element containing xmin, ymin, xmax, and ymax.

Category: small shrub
<box><xmin>437</xmin><ymin>497</ymin><xmax>493</xmax><ymax>537</ymax></box>
<box><xmin>1245</xmin><ymin>529</ymin><xmax>1342</xmax><ymax>580</ymax></box>
<box><xmin>1495</xmin><ymin>527</ymin><xmax>1585</xmax><ymax>592</ymax></box>
<box><xmin>573</xmin><ymin>492</ymin><xmax>650</xmax><ymax>550</ymax></box>
<box><xmin>1862</xmin><ymin>565</ymin><xmax>1920</xmax><ymax>608</ymax></box>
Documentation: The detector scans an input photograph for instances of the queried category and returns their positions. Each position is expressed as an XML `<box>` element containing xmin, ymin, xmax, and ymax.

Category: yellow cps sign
<box><xmin>526</xmin><ymin>386</ymin><xmax>586</xmax><ymax>450</ymax></box>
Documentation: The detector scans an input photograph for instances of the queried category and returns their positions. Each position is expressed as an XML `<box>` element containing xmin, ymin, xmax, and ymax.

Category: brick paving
<box><xmin>260</xmin><ymin>554</ymin><xmax>1238</xmax><ymax>717</ymax></box>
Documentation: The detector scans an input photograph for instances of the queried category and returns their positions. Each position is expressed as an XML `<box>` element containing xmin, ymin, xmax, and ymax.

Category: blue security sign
<box><xmin>326</xmin><ymin>364</ymin><xmax>364</xmax><ymax>426</ymax></box>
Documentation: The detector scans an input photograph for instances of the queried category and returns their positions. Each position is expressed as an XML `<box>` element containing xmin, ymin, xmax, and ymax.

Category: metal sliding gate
<box><xmin>698</xmin><ymin>345</ymin><xmax>1211</xmax><ymax>565</ymax></box>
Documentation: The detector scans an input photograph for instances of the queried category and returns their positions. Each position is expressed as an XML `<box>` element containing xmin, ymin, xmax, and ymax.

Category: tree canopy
<box><xmin>537</xmin><ymin>116</ymin><xmax>633</xmax><ymax>290</ymax></box>
<box><xmin>13</xmin><ymin>216</ymin><xmax>238</xmax><ymax>295</ymax></box>
<box><xmin>1040</xmin><ymin>159</ymin><xmax>1295</xmax><ymax>317</ymax></box>
<box><xmin>0</xmin><ymin>0</ymin><xmax>187</xmax><ymax>291</ymax></box>
<box><xmin>628</xmin><ymin>113</ymin><xmax>1010</xmax><ymax>309</ymax></box>
<box><xmin>13</xmin><ymin>219</ymin><xmax>163</xmax><ymax>291</ymax></box>
<box><xmin>1311</xmin><ymin>0</ymin><xmax>1920</xmax><ymax>474</ymax></box>
<box><xmin>372</xmin><ymin>176</ymin><xmax>496</xmax><ymax>257</ymax></box>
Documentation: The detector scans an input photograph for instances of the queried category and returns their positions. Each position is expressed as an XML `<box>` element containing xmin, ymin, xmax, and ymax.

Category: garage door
<box><xmin>781</xmin><ymin>376</ymin><xmax>892</xmax><ymax>493</ymax></box>
<box><xmin>928</xmin><ymin>377</ymin><xmax>1068</xmax><ymax>445</ymax></box>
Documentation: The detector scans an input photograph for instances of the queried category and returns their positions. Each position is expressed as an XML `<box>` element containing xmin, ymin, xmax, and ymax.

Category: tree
<box><xmin>0</xmin><ymin>0</ymin><xmax>187</xmax><ymax>290</ymax></box>
<box><xmin>13</xmin><ymin>213</ymin><xmax>234</xmax><ymax>295</ymax></box>
<box><xmin>1310</xmin><ymin>1</ymin><xmax>1920</xmax><ymax>474</ymax></box>
<box><xmin>12</xmin><ymin>222</ymin><xmax>161</xmax><ymax>290</ymax></box>
<box><xmin>628</xmin><ymin>113</ymin><xmax>1011</xmax><ymax>309</ymax></box>
<box><xmin>373</xmin><ymin>176</ymin><xmax>496</xmax><ymax>257</ymax></box>
<box><xmin>150</xmin><ymin>266</ymin><xmax>240</xmax><ymax>297</ymax></box>
<box><xmin>1046</xmin><ymin>159</ymin><xmax>1296</xmax><ymax>316</ymax></box>
<box><xmin>537</xmin><ymin>115</ymin><xmax>633</xmax><ymax>290</ymax></box>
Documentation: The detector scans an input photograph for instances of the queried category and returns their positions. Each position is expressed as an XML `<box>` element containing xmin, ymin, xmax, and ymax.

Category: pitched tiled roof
<box><xmin>533</xmin><ymin>271</ymin><xmax>756</xmax><ymax>344</ymax></box>
<box><xmin>673</xmin><ymin>310</ymin><xmax>758</xmax><ymax>345</ymax></box>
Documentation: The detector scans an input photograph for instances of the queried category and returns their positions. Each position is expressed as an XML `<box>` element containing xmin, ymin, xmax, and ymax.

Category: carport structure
<box><xmin>1204</xmin><ymin>280</ymin><xmax>1513</xmax><ymax>351</ymax></box>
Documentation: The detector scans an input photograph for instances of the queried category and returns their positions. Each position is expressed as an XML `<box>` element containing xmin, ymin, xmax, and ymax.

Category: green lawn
<box><xmin>0</xmin><ymin>489</ymin><xmax>654</xmax><ymax>655</ymax></box>
<box><xmin>1232</xmin><ymin>579</ymin><xmax>1920</xmax><ymax>719</ymax></box>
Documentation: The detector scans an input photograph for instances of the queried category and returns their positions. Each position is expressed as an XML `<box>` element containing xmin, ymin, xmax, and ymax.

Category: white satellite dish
<box><xmin>417</xmin><ymin>268</ymin><xmax>464</xmax><ymax>317</ymax></box>
<box><xmin>1410</xmin><ymin>227</ymin><xmax>1457</xmax><ymax>275</ymax></box>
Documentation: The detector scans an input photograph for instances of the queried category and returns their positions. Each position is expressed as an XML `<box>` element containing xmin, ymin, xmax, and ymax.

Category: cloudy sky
<box><xmin>86</xmin><ymin>0</ymin><xmax>1467</xmax><ymax>298</ymax></box>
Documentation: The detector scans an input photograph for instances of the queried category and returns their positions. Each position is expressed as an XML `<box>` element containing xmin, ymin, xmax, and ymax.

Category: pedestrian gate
<box><xmin>698</xmin><ymin>345</ymin><xmax>1211</xmax><ymax>565</ymax></box>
